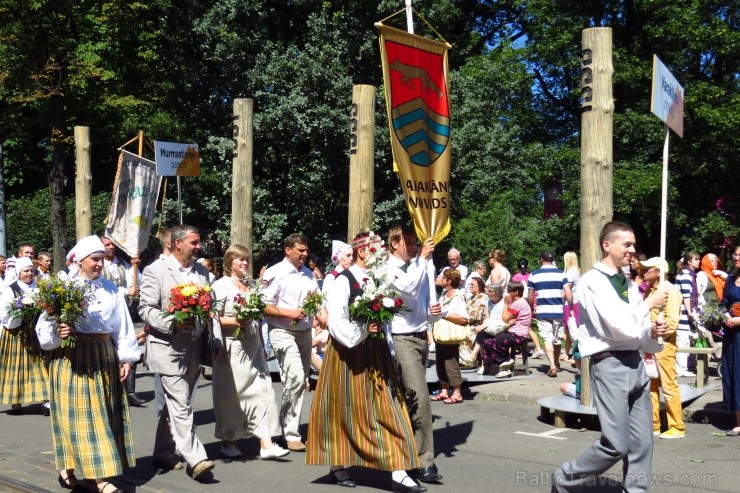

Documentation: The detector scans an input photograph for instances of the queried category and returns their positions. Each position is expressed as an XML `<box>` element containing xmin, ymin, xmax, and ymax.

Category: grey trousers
<box><xmin>393</xmin><ymin>333</ymin><xmax>435</xmax><ymax>468</ymax></box>
<box><xmin>153</xmin><ymin>341</ymin><xmax>208</xmax><ymax>467</ymax></box>
<box><xmin>553</xmin><ymin>351</ymin><xmax>653</xmax><ymax>493</ymax></box>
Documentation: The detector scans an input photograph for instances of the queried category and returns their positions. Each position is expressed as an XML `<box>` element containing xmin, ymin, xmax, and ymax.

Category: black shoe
<box><xmin>8</xmin><ymin>405</ymin><xmax>23</xmax><ymax>416</ymax></box>
<box><xmin>58</xmin><ymin>472</ymin><xmax>87</xmax><ymax>492</ymax></box>
<box><xmin>415</xmin><ymin>466</ymin><xmax>443</xmax><ymax>483</ymax></box>
<box><xmin>391</xmin><ymin>479</ymin><xmax>427</xmax><ymax>493</ymax></box>
<box><xmin>127</xmin><ymin>393</ymin><xmax>145</xmax><ymax>407</ymax></box>
<box><xmin>329</xmin><ymin>469</ymin><xmax>356</xmax><ymax>488</ymax></box>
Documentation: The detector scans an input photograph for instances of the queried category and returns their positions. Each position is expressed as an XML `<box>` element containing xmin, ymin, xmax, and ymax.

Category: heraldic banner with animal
<box><xmin>378</xmin><ymin>24</ymin><xmax>451</xmax><ymax>244</ymax></box>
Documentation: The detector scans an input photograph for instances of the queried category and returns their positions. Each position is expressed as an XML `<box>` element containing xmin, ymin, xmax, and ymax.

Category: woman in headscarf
<box><xmin>306</xmin><ymin>232</ymin><xmax>423</xmax><ymax>492</ymax></box>
<box><xmin>0</xmin><ymin>256</ymin><xmax>49</xmax><ymax>415</ymax></box>
<box><xmin>35</xmin><ymin>235</ymin><xmax>140</xmax><ymax>493</ymax></box>
<box><xmin>320</xmin><ymin>240</ymin><xmax>353</xmax><ymax>296</ymax></box>
<box><xmin>698</xmin><ymin>253</ymin><xmax>727</xmax><ymax>305</ymax></box>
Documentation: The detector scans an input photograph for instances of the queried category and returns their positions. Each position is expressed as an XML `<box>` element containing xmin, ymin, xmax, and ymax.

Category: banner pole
<box><xmin>659</xmin><ymin>124</ymin><xmax>669</xmax><ymax>285</ymax></box>
<box><xmin>177</xmin><ymin>176</ymin><xmax>183</xmax><ymax>225</ymax></box>
<box><xmin>405</xmin><ymin>0</ymin><xmax>414</xmax><ymax>34</ymax></box>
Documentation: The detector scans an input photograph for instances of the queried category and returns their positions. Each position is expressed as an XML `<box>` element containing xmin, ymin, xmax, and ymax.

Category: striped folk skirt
<box><xmin>0</xmin><ymin>324</ymin><xmax>49</xmax><ymax>404</ymax></box>
<box><xmin>306</xmin><ymin>336</ymin><xmax>420</xmax><ymax>471</ymax></box>
<box><xmin>48</xmin><ymin>336</ymin><xmax>135</xmax><ymax>478</ymax></box>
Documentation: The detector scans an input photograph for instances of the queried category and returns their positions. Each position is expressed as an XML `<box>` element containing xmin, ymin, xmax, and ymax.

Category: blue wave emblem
<box><xmin>392</xmin><ymin>99</ymin><xmax>450</xmax><ymax>167</ymax></box>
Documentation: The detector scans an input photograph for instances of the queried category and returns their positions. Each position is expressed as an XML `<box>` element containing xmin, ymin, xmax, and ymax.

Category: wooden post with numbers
<box><xmin>231</xmin><ymin>98</ymin><xmax>254</xmax><ymax>278</ymax></box>
<box><xmin>347</xmin><ymin>85</ymin><xmax>376</xmax><ymax>242</ymax></box>
<box><xmin>579</xmin><ymin>27</ymin><xmax>613</xmax><ymax>407</ymax></box>
<box><xmin>74</xmin><ymin>126</ymin><xmax>93</xmax><ymax>241</ymax></box>
<box><xmin>580</xmin><ymin>27</ymin><xmax>614</xmax><ymax>273</ymax></box>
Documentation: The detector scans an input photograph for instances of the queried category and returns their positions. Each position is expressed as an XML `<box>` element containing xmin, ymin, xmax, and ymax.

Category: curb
<box><xmin>0</xmin><ymin>475</ymin><xmax>48</xmax><ymax>493</ymax></box>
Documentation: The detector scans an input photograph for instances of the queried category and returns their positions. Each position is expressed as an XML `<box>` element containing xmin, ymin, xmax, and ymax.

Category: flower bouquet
<box><xmin>232</xmin><ymin>280</ymin><xmax>268</xmax><ymax>338</ymax></box>
<box><xmin>8</xmin><ymin>288</ymin><xmax>41</xmax><ymax>323</ymax></box>
<box><xmin>36</xmin><ymin>276</ymin><xmax>95</xmax><ymax>348</ymax></box>
<box><xmin>697</xmin><ymin>303</ymin><xmax>727</xmax><ymax>332</ymax></box>
<box><xmin>291</xmin><ymin>291</ymin><xmax>325</xmax><ymax>327</ymax></box>
<box><xmin>347</xmin><ymin>232</ymin><xmax>409</xmax><ymax>337</ymax></box>
<box><xmin>163</xmin><ymin>283</ymin><xmax>219</xmax><ymax>326</ymax></box>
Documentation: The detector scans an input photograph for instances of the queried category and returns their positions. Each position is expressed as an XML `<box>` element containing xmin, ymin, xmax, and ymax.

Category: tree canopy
<box><xmin>1</xmin><ymin>0</ymin><xmax>737</xmax><ymax>270</ymax></box>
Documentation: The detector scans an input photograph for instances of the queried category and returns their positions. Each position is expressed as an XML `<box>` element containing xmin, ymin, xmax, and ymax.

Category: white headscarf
<box><xmin>72</xmin><ymin>235</ymin><xmax>106</xmax><ymax>262</ymax></box>
<box><xmin>331</xmin><ymin>240</ymin><xmax>352</xmax><ymax>267</ymax></box>
<box><xmin>15</xmin><ymin>257</ymin><xmax>34</xmax><ymax>272</ymax></box>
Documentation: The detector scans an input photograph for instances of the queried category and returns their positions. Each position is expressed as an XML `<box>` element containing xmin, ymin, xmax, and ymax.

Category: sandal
<box><xmin>97</xmin><ymin>481</ymin><xmax>124</xmax><ymax>493</ymax></box>
<box><xmin>58</xmin><ymin>471</ymin><xmax>85</xmax><ymax>492</ymax></box>
<box><xmin>431</xmin><ymin>394</ymin><xmax>448</xmax><ymax>401</ymax></box>
<box><xmin>547</xmin><ymin>368</ymin><xmax>558</xmax><ymax>377</ymax></box>
<box><xmin>443</xmin><ymin>397</ymin><xmax>463</xmax><ymax>404</ymax></box>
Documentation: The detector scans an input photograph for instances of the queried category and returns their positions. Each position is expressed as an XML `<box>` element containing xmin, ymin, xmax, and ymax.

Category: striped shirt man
<box><xmin>528</xmin><ymin>264</ymin><xmax>570</xmax><ymax>319</ymax></box>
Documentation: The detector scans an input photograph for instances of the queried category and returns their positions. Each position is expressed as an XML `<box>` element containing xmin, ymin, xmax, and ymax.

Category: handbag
<box><xmin>199</xmin><ymin>318</ymin><xmax>215</xmax><ymax>367</ymax></box>
<box><xmin>433</xmin><ymin>318</ymin><xmax>468</xmax><ymax>345</ymax></box>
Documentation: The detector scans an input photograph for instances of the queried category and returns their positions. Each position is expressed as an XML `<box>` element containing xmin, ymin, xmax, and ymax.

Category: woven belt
<box><xmin>74</xmin><ymin>333</ymin><xmax>111</xmax><ymax>342</ymax></box>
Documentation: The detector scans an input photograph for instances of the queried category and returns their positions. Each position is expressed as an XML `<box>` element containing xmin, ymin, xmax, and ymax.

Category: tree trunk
<box><xmin>49</xmin><ymin>94</ymin><xmax>69</xmax><ymax>272</ymax></box>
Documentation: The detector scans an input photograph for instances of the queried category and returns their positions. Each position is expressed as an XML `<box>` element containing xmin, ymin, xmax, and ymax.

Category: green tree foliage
<box><xmin>1</xmin><ymin>0</ymin><xmax>737</xmax><ymax>272</ymax></box>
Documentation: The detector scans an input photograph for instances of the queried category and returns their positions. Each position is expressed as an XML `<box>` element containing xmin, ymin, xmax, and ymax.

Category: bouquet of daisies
<box><xmin>347</xmin><ymin>232</ymin><xmax>409</xmax><ymax>337</ymax></box>
<box><xmin>36</xmin><ymin>276</ymin><xmax>95</xmax><ymax>348</ymax></box>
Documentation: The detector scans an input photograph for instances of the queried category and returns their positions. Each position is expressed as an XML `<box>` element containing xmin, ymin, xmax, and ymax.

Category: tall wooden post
<box><xmin>580</xmin><ymin>28</ymin><xmax>614</xmax><ymax>272</ymax></box>
<box><xmin>74</xmin><ymin>126</ymin><xmax>92</xmax><ymax>240</ymax></box>
<box><xmin>347</xmin><ymin>85</ymin><xmax>376</xmax><ymax>242</ymax></box>
<box><xmin>579</xmin><ymin>28</ymin><xmax>613</xmax><ymax>407</ymax></box>
<box><xmin>231</xmin><ymin>98</ymin><xmax>254</xmax><ymax>277</ymax></box>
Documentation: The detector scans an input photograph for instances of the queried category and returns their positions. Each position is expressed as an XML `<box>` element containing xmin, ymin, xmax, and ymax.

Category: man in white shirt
<box><xmin>387</xmin><ymin>224</ymin><xmax>444</xmax><ymax>485</ymax></box>
<box><xmin>262</xmin><ymin>233</ymin><xmax>321</xmax><ymax>452</ymax></box>
<box><xmin>435</xmin><ymin>247</ymin><xmax>468</xmax><ymax>287</ymax></box>
<box><xmin>552</xmin><ymin>221</ymin><xmax>668</xmax><ymax>493</ymax></box>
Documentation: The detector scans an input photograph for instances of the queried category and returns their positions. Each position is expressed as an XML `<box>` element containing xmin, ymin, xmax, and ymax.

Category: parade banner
<box><xmin>650</xmin><ymin>55</ymin><xmax>684</xmax><ymax>138</ymax></box>
<box><xmin>154</xmin><ymin>140</ymin><xmax>201</xmax><ymax>176</ymax></box>
<box><xmin>378</xmin><ymin>24</ymin><xmax>451</xmax><ymax>244</ymax></box>
<box><xmin>105</xmin><ymin>150</ymin><xmax>162</xmax><ymax>256</ymax></box>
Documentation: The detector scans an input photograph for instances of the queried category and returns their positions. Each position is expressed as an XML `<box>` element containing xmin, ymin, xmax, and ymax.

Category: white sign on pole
<box><xmin>650</xmin><ymin>55</ymin><xmax>684</xmax><ymax>138</ymax></box>
<box><xmin>154</xmin><ymin>140</ymin><xmax>201</xmax><ymax>176</ymax></box>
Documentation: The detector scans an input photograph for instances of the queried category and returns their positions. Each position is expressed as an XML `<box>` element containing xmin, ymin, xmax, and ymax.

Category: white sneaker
<box><xmin>531</xmin><ymin>350</ymin><xmax>545</xmax><ymax>359</ymax></box>
<box><xmin>260</xmin><ymin>444</ymin><xmax>290</xmax><ymax>459</ymax></box>
<box><xmin>677</xmin><ymin>369</ymin><xmax>696</xmax><ymax>377</ymax></box>
<box><xmin>476</xmin><ymin>366</ymin><xmax>485</xmax><ymax>375</ymax></box>
<box><xmin>494</xmin><ymin>370</ymin><xmax>512</xmax><ymax>378</ymax></box>
<box><xmin>499</xmin><ymin>359</ymin><xmax>515</xmax><ymax>370</ymax></box>
<box><xmin>220</xmin><ymin>444</ymin><xmax>242</xmax><ymax>458</ymax></box>
<box><xmin>429</xmin><ymin>343</ymin><xmax>436</xmax><ymax>353</ymax></box>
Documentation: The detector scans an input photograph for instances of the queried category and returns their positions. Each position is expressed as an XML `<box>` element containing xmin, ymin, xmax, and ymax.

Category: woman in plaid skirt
<box><xmin>0</xmin><ymin>256</ymin><xmax>49</xmax><ymax>415</ymax></box>
<box><xmin>36</xmin><ymin>236</ymin><xmax>140</xmax><ymax>493</ymax></box>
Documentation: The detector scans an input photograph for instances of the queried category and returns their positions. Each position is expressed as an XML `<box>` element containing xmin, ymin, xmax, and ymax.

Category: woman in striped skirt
<box><xmin>0</xmin><ymin>256</ymin><xmax>49</xmax><ymax>415</ymax></box>
<box><xmin>35</xmin><ymin>236</ymin><xmax>140</xmax><ymax>493</ymax></box>
<box><xmin>306</xmin><ymin>233</ymin><xmax>424</xmax><ymax>493</ymax></box>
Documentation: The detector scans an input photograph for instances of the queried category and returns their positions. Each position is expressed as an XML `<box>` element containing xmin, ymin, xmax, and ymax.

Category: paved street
<box><xmin>0</xmin><ymin>362</ymin><xmax>738</xmax><ymax>493</ymax></box>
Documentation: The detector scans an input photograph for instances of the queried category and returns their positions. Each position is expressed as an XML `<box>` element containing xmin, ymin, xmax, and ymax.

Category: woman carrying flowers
<box><xmin>211</xmin><ymin>244</ymin><xmax>289</xmax><ymax>460</ymax></box>
<box><xmin>35</xmin><ymin>236</ymin><xmax>140</xmax><ymax>493</ymax></box>
<box><xmin>0</xmin><ymin>256</ymin><xmax>48</xmax><ymax>415</ymax></box>
<box><xmin>306</xmin><ymin>232</ymin><xmax>424</xmax><ymax>493</ymax></box>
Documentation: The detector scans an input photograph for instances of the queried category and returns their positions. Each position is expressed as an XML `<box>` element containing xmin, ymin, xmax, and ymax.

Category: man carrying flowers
<box><xmin>262</xmin><ymin>233</ymin><xmax>323</xmax><ymax>452</ymax></box>
<box><xmin>138</xmin><ymin>224</ymin><xmax>223</xmax><ymax>481</ymax></box>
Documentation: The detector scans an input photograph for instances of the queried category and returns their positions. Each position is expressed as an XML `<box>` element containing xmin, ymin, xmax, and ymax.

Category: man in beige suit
<box><xmin>139</xmin><ymin>224</ymin><xmax>223</xmax><ymax>480</ymax></box>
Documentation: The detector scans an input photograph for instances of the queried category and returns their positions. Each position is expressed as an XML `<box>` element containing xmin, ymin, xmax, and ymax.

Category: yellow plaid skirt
<box><xmin>48</xmin><ymin>337</ymin><xmax>135</xmax><ymax>478</ymax></box>
<box><xmin>306</xmin><ymin>336</ymin><xmax>420</xmax><ymax>471</ymax></box>
<box><xmin>0</xmin><ymin>323</ymin><xmax>49</xmax><ymax>404</ymax></box>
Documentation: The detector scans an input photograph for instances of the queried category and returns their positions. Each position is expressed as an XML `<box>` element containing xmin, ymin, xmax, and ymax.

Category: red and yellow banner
<box><xmin>378</xmin><ymin>24</ymin><xmax>451</xmax><ymax>244</ymax></box>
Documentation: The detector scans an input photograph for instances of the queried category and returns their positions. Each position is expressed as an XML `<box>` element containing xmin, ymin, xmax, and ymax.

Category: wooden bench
<box><xmin>677</xmin><ymin>346</ymin><xmax>720</xmax><ymax>389</ymax></box>
<box><xmin>538</xmin><ymin>383</ymin><xmax>715</xmax><ymax>428</ymax></box>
